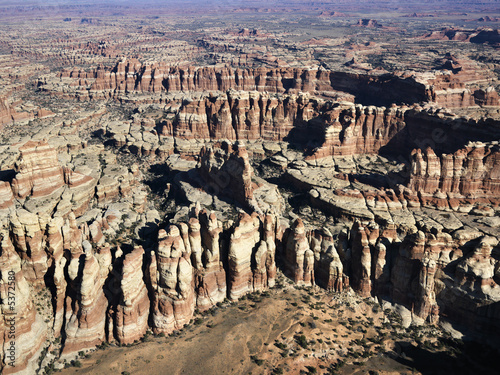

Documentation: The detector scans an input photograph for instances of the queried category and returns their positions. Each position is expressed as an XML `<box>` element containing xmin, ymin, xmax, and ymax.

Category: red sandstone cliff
<box><xmin>408</xmin><ymin>142</ymin><xmax>500</xmax><ymax>209</ymax></box>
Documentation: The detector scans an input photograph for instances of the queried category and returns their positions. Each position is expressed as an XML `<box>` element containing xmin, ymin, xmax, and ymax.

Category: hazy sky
<box><xmin>0</xmin><ymin>0</ymin><xmax>496</xmax><ymax>13</ymax></box>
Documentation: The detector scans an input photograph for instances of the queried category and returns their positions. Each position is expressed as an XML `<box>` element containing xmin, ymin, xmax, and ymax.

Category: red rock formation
<box><xmin>414</xmin><ymin>257</ymin><xmax>439</xmax><ymax>323</ymax></box>
<box><xmin>0</xmin><ymin>233</ymin><xmax>47</xmax><ymax>375</ymax></box>
<box><xmin>409</xmin><ymin>53</ymin><xmax>499</xmax><ymax>108</ymax></box>
<box><xmin>284</xmin><ymin>218</ymin><xmax>315</xmax><ymax>286</ymax></box>
<box><xmin>309</xmin><ymin>228</ymin><xmax>348</xmax><ymax>292</ymax></box>
<box><xmin>195</xmin><ymin>211</ymin><xmax>226</xmax><ymax>310</ymax></box>
<box><xmin>469</xmin><ymin>28</ymin><xmax>500</xmax><ymax>45</ymax></box>
<box><xmin>0</xmin><ymin>96</ymin><xmax>35</xmax><ymax>128</ymax></box>
<box><xmin>255</xmin><ymin>214</ymin><xmax>277</xmax><ymax>290</ymax></box>
<box><xmin>46</xmin><ymin>216</ymin><xmax>66</xmax><ymax>336</ymax></box>
<box><xmin>227</xmin><ymin>213</ymin><xmax>261</xmax><ymax>299</ymax></box>
<box><xmin>0</xmin><ymin>181</ymin><xmax>14</xmax><ymax>210</ymax></box>
<box><xmin>58</xmin><ymin>61</ymin><xmax>427</xmax><ymax>106</ymax></box>
<box><xmin>1</xmin><ymin>141</ymin><xmax>96</xmax><ymax>216</ymax></box>
<box><xmin>408</xmin><ymin>142</ymin><xmax>500</xmax><ymax>208</ymax></box>
<box><xmin>355</xmin><ymin>19</ymin><xmax>381</xmax><ymax>28</ymax></box>
<box><xmin>391</xmin><ymin>228</ymin><xmax>454</xmax><ymax>322</ymax></box>
<box><xmin>421</xmin><ymin>27</ymin><xmax>475</xmax><ymax>42</ymax></box>
<box><xmin>455</xmin><ymin>237</ymin><xmax>499</xmax><ymax>297</ymax></box>
<box><xmin>63</xmin><ymin>214</ymin><xmax>110</xmax><ymax>353</ymax></box>
<box><xmin>476</xmin><ymin>16</ymin><xmax>500</xmax><ymax>22</ymax></box>
<box><xmin>86</xmin><ymin>63</ymin><xmax>338</xmax><ymax>95</ymax></box>
<box><xmin>164</xmin><ymin>90</ymin><xmax>328</xmax><ymax>142</ymax></box>
<box><xmin>9</xmin><ymin>210</ymin><xmax>48</xmax><ymax>286</ymax></box>
<box><xmin>349</xmin><ymin>222</ymin><xmax>373</xmax><ymax>297</ymax></box>
<box><xmin>307</xmin><ymin>103</ymin><xmax>407</xmax><ymax>159</ymax></box>
<box><xmin>114</xmin><ymin>246</ymin><xmax>150</xmax><ymax>345</ymax></box>
<box><xmin>63</xmin><ymin>167</ymin><xmax>97</xmax><ymax>216</ymax></box>
<box><xmin>151</xmin><ymin>226</ymin><xmax>195</xmax><ymax>334</ymax></box>
<box><xmin>474</xmin><ymin>87</ymin><xmax>500</xmax><ymax>106</ymax></box>
<box><xmin>0</xmin><ymin>96</ymin><xmax>15</xmax><ymax>127</ymax></box>
<box><xmin>63</xmin><ymin>248</ymin><xmax>109</xmax><ymax>352</ymax></box>
<box><xmin>344</xmin><ymin>221</ymin><xmax>398</xmax><ymax>298</ymax></box>
<box><xmin>439</xmin><ymin>237</ymin><xmax>500</xmax><ymax>331</ymax></box>
<box><xmin>11</xmin><ymin>140</ymin><xmax>65</xmax><ymax>199</ymax></box>
<box><xmin>199</xmin><ymin>141</ymin><xmax>261</xmax><ymax>212</ymax></box>
<box><xmin>191</xmin><ymin>209</ymin><xmax>227</xmax><ymax>310</ymax></box>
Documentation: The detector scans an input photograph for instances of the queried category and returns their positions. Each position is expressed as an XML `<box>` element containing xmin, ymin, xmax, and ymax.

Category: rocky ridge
<box><xmin>41</xmin><ymin>60</ymin><xmax>500</xmax><ymax>109</ymax></box>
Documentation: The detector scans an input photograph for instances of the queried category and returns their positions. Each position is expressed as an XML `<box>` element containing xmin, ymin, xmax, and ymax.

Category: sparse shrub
<box><xmin>274</xmin><ymin>342</ymin><xmax>287</xmax><ymax>350</ymax></box>
<box><xmin>305</xmin><ymin>365</ymin><xmax>317</xmax><ymax>374</ymax></box>
<box><xmin>296</xmin><ymin>334</ymin><xmax>308</xmax><ymax>349</ymax></box>
<box><xmin>250</xmin><ymin>355</ymin><xmax>264</xmax><ymax>366</ymax></box>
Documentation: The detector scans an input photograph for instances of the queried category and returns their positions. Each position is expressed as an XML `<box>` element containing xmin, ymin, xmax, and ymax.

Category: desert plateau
<box><xmin>0</xmin><ymin>1</ymin><xmax>499</xmax><ymax>374</ymax></box>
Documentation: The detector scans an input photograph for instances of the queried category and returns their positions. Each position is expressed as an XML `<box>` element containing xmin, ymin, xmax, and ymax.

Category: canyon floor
<box><xmin>59</xmin><ymin>275</ymin><xmax>497</xmax><ymax>375</ymax></box>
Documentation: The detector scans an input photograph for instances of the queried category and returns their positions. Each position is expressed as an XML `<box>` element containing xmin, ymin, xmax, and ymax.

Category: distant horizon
<box><xmin>0</xmin><ymin>0</ymin><xmax>499</xmax><ymax>6</ymax></box>
<box><xmin>0</xmin><ymin>0</ymin><xmax>498</xmax><ymax>16</ymax></box>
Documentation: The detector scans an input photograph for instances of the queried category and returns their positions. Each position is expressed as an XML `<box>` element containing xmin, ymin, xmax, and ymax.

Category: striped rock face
<box><xmin>151</xmin><ymin>226</ymin><xmax>195</xmax><ymax>335</ymax></box>
<box><xmin>2</xmin><ymin>140</ymin><xmax>96</xmax><ymax>216</ymax></box>
<box><xmin>115</xmin><ymin>246</ymin><xmax>150</xmax><ymax>345</ymax></box>
<box><xmin>11</xmin><ymin>141</ymin><xmax>65</xmax><ymax>199</ymax></box>
<box><xmin>227</xmin><ymin>213</ymin><xmax>261</xmax><ymax>300</ymax></box>
<box><xmin>0</xmin><ymin>234</ymin><xmax>47</xmax><ymax>375</ymax></box>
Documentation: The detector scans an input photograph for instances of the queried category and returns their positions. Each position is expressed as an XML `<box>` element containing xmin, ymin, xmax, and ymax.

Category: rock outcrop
<box><xmin>227</xmin><ymin>212</ymin><xmax>277</xmax><ymax>299</ymax></box>
<box><xmin>0</xmin><ymin>233</ymin><xmax>47</xmax><ymax>375</ymax></box>
<box><xmin>305</xmin><ymin>103</ymin><xmax>407</xmax><ymax>159</ymax></box>
<box><xmin>348</xmin><ymin>221</ymin><xmax>396</xmax><ymax>297</ymax></box>
<box><xmin>11</xmin><ymin>141</ymin><xmax>66</xmax><ymax>200</ymax></box>
<box><xmin>62</xmin><ymin>221</ymin><xmax>110</xmax><ymax>353</ymax></box>
<box><xmin>408</xmin><ymin>142</ymin><xmax>500</xmax><ymax>209</ymax></box>
<box><xmin>166</xmin><ymin>90</ymin><xmax>324</xmax><ymax>142</ymax></box>
<box><xmin>309</xmin><ymin>228</ymin><xmax>348</xmax><ymax>292</ymax></box>
<box><xmin>0</xmin><ymin>89</ymin><xmax>499</xmax><ymax>375</ymax></box>
<box><xmin>175</xmin><ymin>141</ymin><xmax>283</xmax><ymax>215</ymax></box>
<box><xmin>422</xmin><ymin>27</ymin><xmax>500</xmax><ymax>47</ymax></box>
<box><xmin>199</xmin><ymin>141</ymin><xmax>258</xmax><ymax>211</ymax></box>
<box><xmin>391</xmin><ymin>228</ymin><xmax>454</xmax><ymax>323</ymax></box>
<box><xmin>435</xmin><ymin>236</ymin><xmax>500</xmax><ymax>332</ymax></box>
<box><xmin>0</xmin><ymin>96</ymin><xmax>35</xmax><ymax>128</ymax></box>
<box><xmin>227</xmin><ymin>213</ymin><xmax>262</xmax><ymax>299</ymax></box>
<box><xmin>284</xmin><ymin>218</ymin><xmax>316</xmax><ymax>286</ymax></box>
<box><xmin>114</xmin><ymin>246</ymin><xmax>150</xmax><ymax>345</ymax></box>
<box><xmin>1</xmin><ymin>140</ymin><xmax>96</xmax><ymax>216</ymax></box>
<box><xmin>54</xmin><ymin>62</ymin><xmax>432</xmax><ymax>106</ymax></box>
<box><xmin>151</xmin><ymin>225</ymin><xmax>195</xmax><ymax>334</ymax></box>
<box><xmin>191</xmin><ymin>209</ymin><xmax>226</xmax><ymax>310</ymax></box>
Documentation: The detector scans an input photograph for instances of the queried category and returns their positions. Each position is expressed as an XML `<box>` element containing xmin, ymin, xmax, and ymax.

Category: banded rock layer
<box><xmin>408</xmin><ymin>142</ymin><xmax>500</xmax><ymax>209</ymax></box>
<box><xmin>1</xmin><ymin>140</ymin><xmax>96</xmax><ymax>216</ymax></box>
<box><xmin>52</xmin><ymin>60</ymin><xmax>500</xmax><ymax>110</ymax></box>
<box><xmin>1</xmin><ymin>206</ymin><xmax>500</xmax><ymax>374</ymax></box>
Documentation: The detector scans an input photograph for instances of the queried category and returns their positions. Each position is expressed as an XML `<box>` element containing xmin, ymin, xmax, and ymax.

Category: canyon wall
<box><xmin>53</xmin><ymin>60</ymin><xmax>500</xmax><ymax>109</ymax></box>
<box><xmin>407</xmin><ymin>141</ymin><xmax>500</xmax><ymax>209</ymax></box>
<box><xmin>102</xmin><ymin>90</ymin><xmax>500</xmax><ymax>164</ymax></box>
<box><xmin>58</xmin><ymin>61</ymin><xmax>427</xmax><ymax>105</ymax></box>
